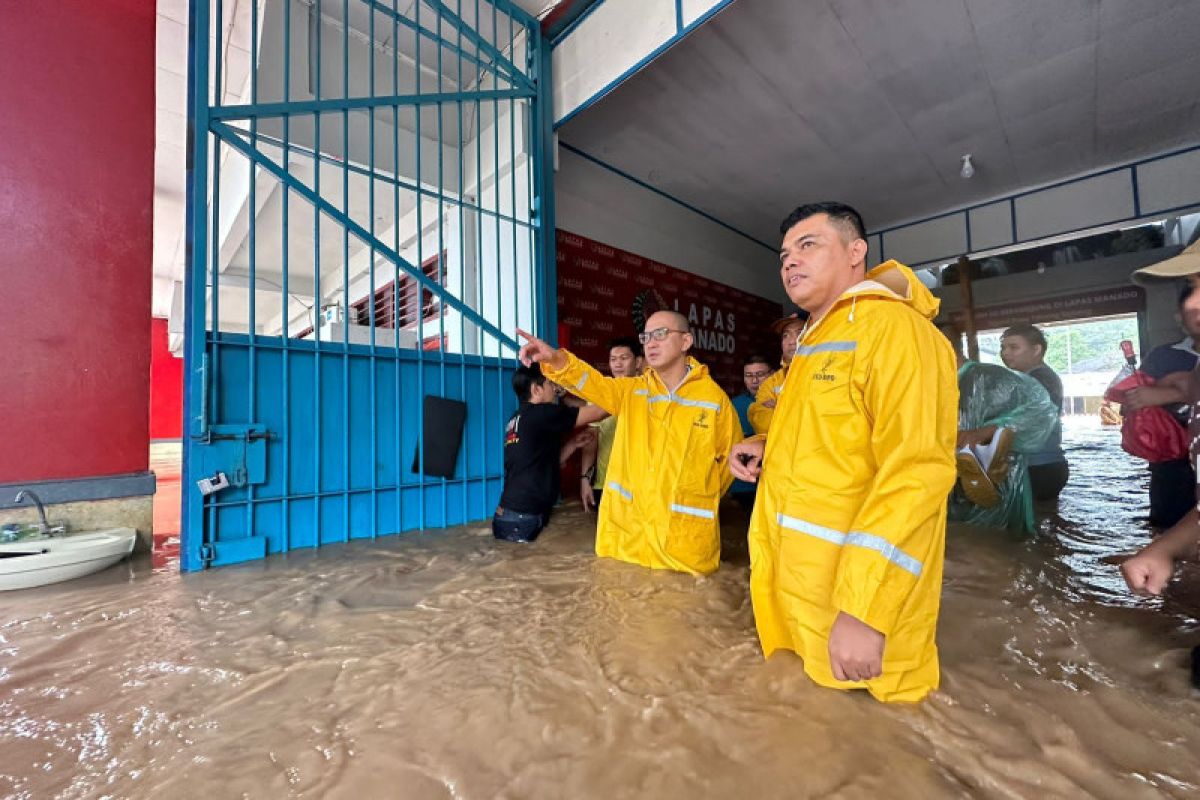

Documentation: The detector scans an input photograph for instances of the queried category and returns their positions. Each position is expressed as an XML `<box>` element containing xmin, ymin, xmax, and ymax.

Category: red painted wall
<box><xmin>556</xmin><ymin>230</ymin><xmax>781</xmax><ymax>395</ymax></box>
<box><xmin>149</xmin><ymin>319</ymin><xmax>184</xmax><ymax>440</ymax></box>
<box><xmin>0</xmin><ymin>1</ymin><xmax>155</xmax><ymax>483</ymax></box>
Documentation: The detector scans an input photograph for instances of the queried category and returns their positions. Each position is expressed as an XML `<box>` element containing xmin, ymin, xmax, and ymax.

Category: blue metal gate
<box><xmin>182</xmin><ymin>0</ymin><xmax>554</xmax><ymax>570</ymax></box>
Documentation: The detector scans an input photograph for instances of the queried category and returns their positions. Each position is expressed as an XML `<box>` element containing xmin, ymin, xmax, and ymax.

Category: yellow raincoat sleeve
<box><xmin>541</xmin><ymin>349</ymin><xmax>632</xmax><ymax>416</ymax></box>
<box><xmin>748</xmin><ymin>369</ymin><xmax>785</xmax><ymax>435</ymax></box>
<box><xmin>832</xmin><ymin>311</ymin><xmax>958</xmax><ymax>637</ymax></box>
<box><xmin>716</xmin><ymin>396</ymin><xmax>743</xmax><ymax>496</ymax></box>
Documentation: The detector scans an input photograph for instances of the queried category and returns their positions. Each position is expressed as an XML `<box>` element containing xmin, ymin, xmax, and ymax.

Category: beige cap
<box><xmin>1132</xmin><ymin>239</ymin><xmax>1200</xmax><ymax>283</ymax></box>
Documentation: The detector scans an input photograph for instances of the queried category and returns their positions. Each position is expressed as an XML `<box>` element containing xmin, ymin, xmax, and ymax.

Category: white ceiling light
<box><xmin>960</xmin><ymin>154</ymin><xmax>975</xmax><ymax>179</ymax></box>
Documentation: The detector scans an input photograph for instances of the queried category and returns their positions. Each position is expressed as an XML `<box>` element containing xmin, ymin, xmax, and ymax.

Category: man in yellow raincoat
<box><xmin>731</xmin><ymin>202</ymin><xmax>958</xmax><ymax>703</ymax></box>
<box><xmin>748</xmin><ymin>314</ymin><xmax>806</xmax><ymax>434</ymax></box>
<box><xmin>517</xmin><ymin>310</ymin><xmax>741</xmax><ymax>575</ymax></box>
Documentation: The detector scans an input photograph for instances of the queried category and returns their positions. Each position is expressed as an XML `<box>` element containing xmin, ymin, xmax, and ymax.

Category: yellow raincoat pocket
<box><xmin>667</xmin><ymin>491</ymin><xmax>720</xmax><ymax>571</ymax></box>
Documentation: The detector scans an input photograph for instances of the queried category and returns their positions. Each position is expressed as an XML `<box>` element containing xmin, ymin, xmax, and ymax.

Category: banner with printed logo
<box><xmin>556</xmin><ymin>229</ymin><xmax>783</xmax><ymax>395</ymax></box>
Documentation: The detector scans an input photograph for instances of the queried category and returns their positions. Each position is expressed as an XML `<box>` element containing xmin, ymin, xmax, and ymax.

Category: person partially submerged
<box><xmin>516</xmin><ymin>311</ymin><xmax>741</xmax><ymax>575</ymax></box>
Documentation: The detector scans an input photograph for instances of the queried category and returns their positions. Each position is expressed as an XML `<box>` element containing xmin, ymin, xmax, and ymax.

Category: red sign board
<box><xmin>556</xmin><ymin>229</ymin><xmax>782</xmax><ymax>395</ymax></box>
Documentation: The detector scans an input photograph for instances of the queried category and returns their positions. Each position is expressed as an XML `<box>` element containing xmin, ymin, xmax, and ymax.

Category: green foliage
<box><xmin>976</xmin><ymin>316</ymin><xmax>1140</xmax><ymax>374</ymax></box>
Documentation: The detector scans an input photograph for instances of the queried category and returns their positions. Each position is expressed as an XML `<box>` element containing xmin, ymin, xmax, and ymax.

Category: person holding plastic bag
<box><xmin>1115</xmin><ymin>282</ymin><xmax>1200</xmax><ymax>528</ymax></box>
<box><xmin>1103</xmin><ymin>339</ymin><xmax>1190</xmax><ymax>466</ymax></box>
<box><xmin>939</xmin><ymin>325</ymin><xmax>1059</xmax><ymax>536</ymax></box>
<box><xmin>1120</xmin><ymin>243</ymin><xmax>1200</xmax><ymax>688</ymax></box>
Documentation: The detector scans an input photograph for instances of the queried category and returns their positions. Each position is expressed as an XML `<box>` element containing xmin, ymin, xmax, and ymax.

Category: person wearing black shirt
<box><xmin>1000</xmin><ymin>323</ymin><xmax>1069</xmax><ymax>501</ymax></box>
<box><xmin>494</xmin><ymin>364</ymin><xmax>607</xmax><ymax>543</ymax></box>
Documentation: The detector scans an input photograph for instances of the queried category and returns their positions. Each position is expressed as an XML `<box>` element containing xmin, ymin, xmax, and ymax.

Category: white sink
<box><xmin>0</xmin><ymin>528</ymin><xmax>137</xmax><ymax>591</ymax></box>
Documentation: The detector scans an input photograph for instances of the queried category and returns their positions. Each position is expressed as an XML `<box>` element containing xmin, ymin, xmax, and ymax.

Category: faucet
<box><xmin>13</xmin><ymin>490</ymin><xmax>53</xmax><ymax>535</ymax></box>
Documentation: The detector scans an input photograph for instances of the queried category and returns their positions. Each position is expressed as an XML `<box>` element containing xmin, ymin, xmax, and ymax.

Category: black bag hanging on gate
<box><xmin>413</xmin><ymin>395</ymin><xmax>467</xmax><ymax>479</ymax></box>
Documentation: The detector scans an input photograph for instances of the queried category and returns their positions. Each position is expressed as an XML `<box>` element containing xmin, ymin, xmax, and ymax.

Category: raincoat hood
<box><xmin>840</xmin><ymin>259</ymin><xmax>942</xmax><ymax>321</ymax></box>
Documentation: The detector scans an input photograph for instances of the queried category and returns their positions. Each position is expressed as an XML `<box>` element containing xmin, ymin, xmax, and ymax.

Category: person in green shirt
<box><xmin>579</xmin><ymin>337</ymin><xmax>644</xmax><ymax>511</ymax></box>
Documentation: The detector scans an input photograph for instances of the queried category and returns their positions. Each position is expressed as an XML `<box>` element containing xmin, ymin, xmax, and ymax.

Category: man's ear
<box><xmin>850</xmin><ymin>237</ymin><xmax>869</xmax><ymax>267</ymax></box>
<box><xmin>681</xmin><ymin>333</ymin><xmax>693</xmax><ymax>353</ymax></box>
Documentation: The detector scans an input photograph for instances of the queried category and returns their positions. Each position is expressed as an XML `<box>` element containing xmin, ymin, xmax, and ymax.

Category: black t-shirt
<box><xmin>498</xmin><ymin>402</ymin><xmax>581</xmax><ymax>515</ymax></box>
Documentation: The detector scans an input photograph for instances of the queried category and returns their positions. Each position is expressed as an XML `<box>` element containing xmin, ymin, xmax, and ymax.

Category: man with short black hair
<box><xmin>493</xmin><ymin>364</ymin><xmax>607</xmax><ymax>543</ymax></box>
<box><xmin>730</xmin><ymin>201</ymin><xmax>958</xmax><ymax>703</ymax></box>
<box><xmin>735</xmin><ymin>354</ymin><xmax>773</xmax><ymax>434</ymax></box>
<box><xmin>579</xmin><ymin>336</ymin><xmax>645</xmax><ymax>510</ymax></box>
<box><xmin>1001</xmin><ymin>323</ymin><xmax>1069</xmax><ymax>501</ymax></box>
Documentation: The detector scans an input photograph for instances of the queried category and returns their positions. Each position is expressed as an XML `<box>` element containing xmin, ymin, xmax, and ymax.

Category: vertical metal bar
<box><xmin>281</xmin><ymin>0</ymin><xmax>292</xmax><ymax>553</ymax></box>
<box><xmin>534</xmin><ymin>29</ymin><xmax>556</xmax><ymax>345</ymax></box>
<box><xmin>415</xmin><ymin>0</ymin><xmax>427</xmax><ymax>530</ymax></box>
<box><xmin>313</xmin><ymin>3</ymin><xmax>324</xmax><ymax>548</ymax></box>
<box><xmin>474</xmin><ymin>0</ymin><xmax>486</xmax><ymax>519</ymax></box>
<box><xmin>492</xmin><ymin>0</ymin><xmax>502</xmax><ymax>505</ymax></box>
<box><xmin>368</xmin><ymin>0</ymin><xmax>379</xmax><ymax>539</ymax></box>
<box><xmin>393</xmin><ymin>0</ymin><xmax>403</xmax><ymax>534</ymax></box>
<box><xmin>182</xmin><ymin>0</ymin><xmax>212</xmax><ymax>572</ymax></box>
<box><xmin>457</xmin><ymin>0</ymin><xmax>468</xmax><ymax>524</ymax></box>
<box><xmin>437</xmin><ymin>5</ymin><xmax>448</xmax><ymax>525</ymax></box>
<box><xmin>342</xmin><ymin>0</ymin><xmax>351</xmax><ymax>543</ymax></box>
<box><xmin>215</xmin><ymin>0</ymin><xmax>224</xmax><ymax>107</ymax></box>
<box><xmin>208</xmin><ymin>0</ymin><xmax>223</xmax><ymax>559</ymax></box>
<box><xmin>524</xmin><ymin>19</ymin><xmax>536</xmax><ymax>343</ymax></box>
<box><xmin>246</xmin><ymin>0</ymin><xmax>260</xmax><ymax>545</ymax></box>
<box><xmin>508</xmin><ymin>10</ymin><xmax>517</xmax><ymax>361</ymax></box>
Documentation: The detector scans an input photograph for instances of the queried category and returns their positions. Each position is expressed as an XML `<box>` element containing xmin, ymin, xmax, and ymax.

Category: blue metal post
<box><xmin>182</xmin><ymin>0</ymin><xmax>212</xmax><ymax>572</ymax></box>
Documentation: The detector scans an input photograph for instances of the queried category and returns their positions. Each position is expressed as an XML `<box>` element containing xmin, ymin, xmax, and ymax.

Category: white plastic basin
<box><xmin>0</xmin><ymin>528</ymin><xmax>137</xmax><ymax>591</ymax></box>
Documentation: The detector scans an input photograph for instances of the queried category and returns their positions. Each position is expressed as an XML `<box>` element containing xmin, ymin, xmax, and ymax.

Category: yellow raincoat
<box><xmin>748</xmin><ymin>365</ymin><xmax>788</xmax><ymax>434</ymax></box>
<box><xmin>544</xmin><ymin>352</ymin><xmax>741</xmax><ymax>575</ymax></box>
<box><xmin>749</xmin><ymin>260</ymin><xmax>958</xmax><ymax>702</ymax></box>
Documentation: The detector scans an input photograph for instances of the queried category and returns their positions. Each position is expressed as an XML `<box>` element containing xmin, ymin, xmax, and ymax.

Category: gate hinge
<box><xmin>199</xmin><ymin>544</ymin><xmax>216</xmax><ymax>565</ymax></box>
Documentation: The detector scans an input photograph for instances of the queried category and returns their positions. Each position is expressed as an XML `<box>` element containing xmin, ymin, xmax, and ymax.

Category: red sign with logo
<box><xmin>556</xmin><ymin>229</ymin><xmax>782</xmax><ymax>395</ymax></box>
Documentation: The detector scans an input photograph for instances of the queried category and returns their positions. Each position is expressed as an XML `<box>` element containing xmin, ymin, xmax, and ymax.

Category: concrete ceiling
<box><xmin>558</xmin><ymin>0</ymin><xmax>1200</xmax><ymax>245</ymax></box>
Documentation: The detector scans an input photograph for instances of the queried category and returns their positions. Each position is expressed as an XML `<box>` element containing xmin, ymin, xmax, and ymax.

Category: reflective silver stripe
<box><xmin>776</xmin><ymin>513</ymin><xmax>846</xmax><ymax>546</ymax></box>
<box><xmin>607</xmin><ymin>481</ymin><xmax>633</xmax><ymax>501</ymax></box>
<box><xmin>773</xmin><ymin>386</ymin><xmax>782</xmax><ymax>395</ymax></box>
<box><xmin>575</xmin><ymin>373</ymin><xmax>588</xmax><ymax>390</ymax></box>
<box><xmin>673</xmin><ymin>398</ymin><xmax>719</xmax><ymax>411</ymax></box>
<box><xmin>776</xmin><ymin>514</ymin><xmax>924</xmax><ymax>577</ymax></box>
<box><xmin>845</xmin><ymin>532</ymin><xmax>923</xmax><ymax>577</ymax></box>
<box><xmin>633</xmin><ymin>389</ymin><xmax>711</xmax><ymax>407</ymax></box>
<box><xmin>671</xmin><ymin>503</ymin><xmax>714</xmax><ymax>519</ymax></box>
<box><xmin>795</xmin><ymin>341</ymin><xmax>857</xmax><ymax>356</ymax></box>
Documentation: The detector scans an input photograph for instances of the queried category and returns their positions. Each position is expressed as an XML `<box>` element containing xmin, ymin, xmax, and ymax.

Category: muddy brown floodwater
<box><xmin>3</xmin><ymin>418</ymin><xmax>1200</xmax><ymax>798</ymax></box>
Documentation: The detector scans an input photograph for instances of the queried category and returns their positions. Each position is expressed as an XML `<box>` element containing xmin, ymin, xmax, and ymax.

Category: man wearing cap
<box><xmin>748</xmin><ymin>314</ymin><xmax>807</xmax><ymax>434</ymax></box>
<box><xmin>1122</xmin><ymin>239</ymin><xmax>1200</xmax><ymax>596</ymax></box>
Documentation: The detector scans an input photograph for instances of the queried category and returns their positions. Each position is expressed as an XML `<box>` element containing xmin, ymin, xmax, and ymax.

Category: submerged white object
<box><xmin>0</xmin><ymin>528</ymin><xmax>137</xmax><ymax>591</ymax></box>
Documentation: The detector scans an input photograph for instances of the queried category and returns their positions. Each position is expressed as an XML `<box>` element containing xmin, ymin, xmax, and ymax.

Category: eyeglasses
<box><xmin>743</xmin><ymin>370</ymin><xmax>771</xmax><ymax>380</ymax></box>
<box><xmin>638</xmin><ymin>327</ymin><xmax>688</xmax><ymax>344</ymax></box>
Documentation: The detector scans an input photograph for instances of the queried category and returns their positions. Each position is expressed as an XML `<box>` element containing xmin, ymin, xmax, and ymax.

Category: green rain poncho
<box><xmin>949</xmin><ymin>362</ymin><xmax>1059</xmax><ymax>535</ymax></box>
